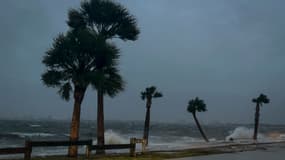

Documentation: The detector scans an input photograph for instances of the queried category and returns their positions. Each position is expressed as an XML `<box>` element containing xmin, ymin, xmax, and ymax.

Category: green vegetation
<box><xmin>42</xmin><ymin>0</ymin><xmax>139</xmax><ymax>156</ymax></box>
<box><xmin>252</xmin><ymin>93</ymin><xmax>270</xmax><ymax>140</ymax></box>
<box><xmin>141</xmin><ymin>86</ymin><xmax>163</xmax><ymax>145</ymax></box>
<box><xmin>187</xmin><ymin>97</ymin><xmax>209</xmax><ymax>142</ymax></box>
<box><xmin>66</xmin><ymin>0</ymin><xmax>140</xmax><ymax>153</ymax></box>
<box><xmin>41</xmin><ymin>27</ymin><xmax>113</xmax><ymax>156</ymax></box>
<box><xmin>8</xmin><ymin>149</ymin><xmax>224</xmax><ymax>160</ymax></box>
<box><xmin>22</xmin><ymin>0</ymin><xmax>276</xmax><ymax>159</ymax></box>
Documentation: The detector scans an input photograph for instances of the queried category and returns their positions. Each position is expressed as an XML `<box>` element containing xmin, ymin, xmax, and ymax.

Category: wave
<box><xmin>104</xmin><ymin>130</ymin><xmax>129</xmax><ymax>144</ymax></box>
<box><xmin>267</xmin><ymin>132</ymin><xmax>285</xmax><ymax>140</ymax></box>
<box><xmin>280</xmin><ymin>134</ymin><xmax>285</xmax><ymax>139</ymax></box>
<box><xmin>226</xmin><ymin>126</ymin><xmax>264</xmax><ymax>141</ymax></box>
<box><xmin>9</xmin><ymin>132</ymin><xmax>55</xmax><ymax>138</ymax></box>
<box><xmin>29</xmin><ymin>124</ymin><xmax>41</xmax><ymax>127</ymax></box>
<box><xmin>103</xmin><ymin>130</ymin><xmax>217</xmax><ymax>150</ymax></box>
<box><xmin>0</xmin><ymin>133</ymin><xmax>22</xmax><ymax>139</ymax></box>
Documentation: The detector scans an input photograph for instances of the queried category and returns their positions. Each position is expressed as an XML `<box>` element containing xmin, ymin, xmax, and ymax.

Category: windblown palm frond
<box><xmin>79</xmin><ymin>0</ymin><xmax>140</xmax><ymax>40</ymax></box>
<box><xmin>252</xmin><ymin>93</ymin><xmax>270</xmax><ymax>105</ymax></box>
<box><xmin>141</xmin><ymin>86</ymin><xmax>163</xmax><ymax>100</ymax></box>
<box><xmin>187</xmin><ymin>97</ymin><xmax>207</xmax><ymax>114</ymax></box>
<box><xmin>90</xmin><ymin>66</ymin><xmax>124</xmax><ymax>98</ymax></box>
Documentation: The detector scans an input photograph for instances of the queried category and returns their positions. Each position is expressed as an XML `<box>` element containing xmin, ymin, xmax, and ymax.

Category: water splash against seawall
<box><xmin>226</xmin><ymin>126</ymin><xmax>264</xmax><ymax>141</ymax></box>
<box><xmin>104</xmin><ymin>130</ymin><xmax>129</xmax><ymax>144</ymax></box>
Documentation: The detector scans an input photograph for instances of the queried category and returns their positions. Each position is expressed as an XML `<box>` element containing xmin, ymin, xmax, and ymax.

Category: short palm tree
<box><xmin>42</xmin><ymin>27</ymin><xmax>117</xmax><ymax>157</ymax></box>
<box><xmin>187</xmin><ymin>97</ymin><xmax>209</xmax><ymax>142</ymax></box>
<box><xmin>68</xmin><ymin>0</ymin><xmax>140</xmax><ymax>153</ymax></box>
<box><xmin>141</xmin><ymin>86</ymin><xmax>163</xmax><ymax>145</ymax></box>
<box><xmin>252</xmin><ymin>94</ymin><xmax>270</xmax><ymax>140</ymax></box>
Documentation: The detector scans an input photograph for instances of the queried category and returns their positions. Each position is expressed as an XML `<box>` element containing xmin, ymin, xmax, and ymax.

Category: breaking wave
<box><xmin>9</xmin><ymin>132</ymin><xmax>55</xmax><ymax>138</ymax></box>
<box><xmin>88</xmin><ymin>130</ymin><xmax>130</xmax><ymax>145</ymax></box>
<box><xmin>29</xmin><ymin>124</ymin><xmax>41</xmax><ymax>127</ymax></box>
<box><xmin>104</xmin><ymin>130</ymin><xmax>129</xmax><ymax>144</ymax></box>
<box><xmin>226</xmin><ymin>126</ymin><xmax>264</xmax><ymax>141</ymax></box>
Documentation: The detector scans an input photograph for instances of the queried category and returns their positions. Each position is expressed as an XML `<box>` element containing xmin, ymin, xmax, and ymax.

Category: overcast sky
<box><xmin>0</xmin><ymin>0</ymin><xmax>285</xmax><ymax>124</ymax></box>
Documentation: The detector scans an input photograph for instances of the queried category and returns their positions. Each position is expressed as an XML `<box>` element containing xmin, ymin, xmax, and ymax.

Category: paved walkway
<box><xmin>170</xmin><ymin>147</ymin><xmax>285</xmax><ymax>160</ymax></box>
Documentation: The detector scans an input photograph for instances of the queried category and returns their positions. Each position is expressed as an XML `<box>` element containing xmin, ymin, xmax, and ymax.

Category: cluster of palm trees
<box><xmin>42</xmin><ymin>0</ymin><xmax>139</xmax><ymax>157</ymax></box>
<box><xmin>139</xmin><ymin>91</ymin><xmax>270</xmax><ymax>146</ymax></box>
<box><xmin>41</xmin><ymin>0</ymin><xmax>271</xmax><ymax>157</ymax></box>
<box><xmin>186</xmin><ymin>94</ymin><xmax>270</xmax><ymax>143</ymax></box>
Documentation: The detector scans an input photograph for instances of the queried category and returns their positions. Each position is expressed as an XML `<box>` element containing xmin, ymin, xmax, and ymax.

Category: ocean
<box><xmin>1</xmin><ymin>120</ymin><xmax>285</xmax><ymax>158</ymax></box>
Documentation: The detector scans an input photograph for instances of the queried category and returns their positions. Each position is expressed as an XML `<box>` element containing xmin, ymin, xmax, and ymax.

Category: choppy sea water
<box><xmin>1</xmin><ymin>120</ymin><xmax>285</xmax><ymax>158</ymax></box>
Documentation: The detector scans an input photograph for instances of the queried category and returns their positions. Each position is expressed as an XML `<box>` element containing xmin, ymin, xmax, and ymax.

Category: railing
<box><xmin>24</xmin><ymin>139</ymin><xmax>92</xmax><ymax>159</ymax></box>
<box><xmin>86</xmin><ymin>138</ymin><xmax>146</xmax><ymax>157</ymax></box>
<box><xmin>0</xmin><ymin>138</ymin><xmax>146</xmax><ymax>159</ymax></box>
<box><xmin>133</xmin><ymin>138</ymin><xmax>147</xmax><ymax>153</ymax></box>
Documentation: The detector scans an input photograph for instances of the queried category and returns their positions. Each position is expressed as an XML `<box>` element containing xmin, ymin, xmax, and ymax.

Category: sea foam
<box><xmin>92</xmin><ymin>130</ymin><xmax>129</xmax><ymax>145</ymax></box>
<box><xmin>226</xmin><ymin>126</ymin><xmax>264</xmax><ymax>141</ymax></box>
<box><xmin>10</xmin><ymin>132</ymin><xmax>55</xmax><ymax>138</ymax></box>
<box><xmin>105</xmin><ymin>130</ymin><xmax>129</xmax><ymax>144</ymax></box>
<box><xmin>29</xmin><ymin>124</ymin><xmax>41</xmax><ymax>127</ymax></box>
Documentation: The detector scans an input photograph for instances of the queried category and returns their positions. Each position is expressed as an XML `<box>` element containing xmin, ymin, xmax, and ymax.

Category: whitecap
<box><xmin>104</xmin><ymin>130</ymin><xmax>129</xmax><ymax>144</ymax></box>
<box><xmin>10</xmin><ymin>132</ymin><xmax>55</xmax><ymax>138</ymax></box>
<box><xmin>30</xmin><ymin>124</ymin><xmax>41</xmax><ymax>127</ymax></box>
<box><xmin>225</xmin><ymin>126</ymin><xmax>264</xmax><ymax>141</ymax></box>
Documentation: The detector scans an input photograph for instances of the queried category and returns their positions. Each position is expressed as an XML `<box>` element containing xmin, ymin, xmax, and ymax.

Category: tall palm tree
<box><xmin>141</xmin><ymin>86</ymin><xmax>163</xmax><ymax>145</ymax></box>
<box><xmin>252</xmin><ymin>94</ymin><xmax>270</xmax><ymax>140</ymax></box>
<box><xmin>90</xmin><ymin>66</ymin><xmax>124</xmax><ymax>154</ymax></box>
<box><xmin>41</xmin><ymin>27</ymin><xmax>117</xmax><ymax>157</ymax></box>
<box><xmin>187</xmin><ymin>97</ymin><xmax>209</xmax><ymax>142</ymax></box>
<box><xmin>68</xmin><ymin>0</ymin><xmax>140</xmax><ymax>153</ymax></box>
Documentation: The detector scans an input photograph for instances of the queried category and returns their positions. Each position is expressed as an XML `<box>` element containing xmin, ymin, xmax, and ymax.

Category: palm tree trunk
<box><xmin>143</xmin><ymin>99</ymin><xmax>151</xmax><ymax>146</ymax></box>
<box><xmin>253</xmin><ymin>103</ymin><xmax>260</xmax><ymax>140</ymax></box>
<box><xmin>68</xmin><ymin>86</ymin><xmax>86</xmax><ymax>157</ymax></box>
<box><xmin>193</xmin><ymin>113</ymin><xmax>209</xmax><ymax>142</ymax></box>
<box><xmin>96</xmin><ymin>89</ymin><xmax>105</xmax><ymax>154</ymax></box>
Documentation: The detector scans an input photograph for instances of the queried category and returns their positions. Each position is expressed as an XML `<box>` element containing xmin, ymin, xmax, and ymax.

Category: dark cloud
<box><xmin>0</xmin><ymin>0</ymin><xmax>285</xmax><ymax>124</ymax></box>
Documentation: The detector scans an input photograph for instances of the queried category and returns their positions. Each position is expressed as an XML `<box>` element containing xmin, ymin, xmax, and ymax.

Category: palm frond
<box><xmin>79</xmin><ymin>0</ymin><xmax>140</xmax><ymax>40</ymax></box>
<box><xmin>258</xmin><ymin>94</ymin><xmax>270</xmax><ymax>104</ymax></box>
<box><xmin>141</xmin><ymin>92</ymin><xmax>146</xmax><ymax>100</ymax></box>
<box><xmin>149</xmin><ymin>86</ymin><xmax>156</xmax><ymax>94</ymax></box>
<box><xmin>253</xmin><ymin>94</ymin><xmax>270</xmax><ymax>105</ymax></box>
<box><xmin>42</xmin><ymin>29</ymin><xmax>99</xmax><ymax>100</ymax></box>
<box><xmin>252</xmin><ymin>98</ymin><xmax>258</xmax><ymax>103</ymax></box>
<box><xmin>187</xmin><ymin>97</ymin><xmax>207</xmax><ymax>113</ymax></box>
<box><xmin>58</xmin><ymin>82</ymin><xmax>73</xmax><ymax>101</ymax></box>
<box><xmin>41</xmin><ymin>70</ymin><xmax>66</xmax><ymax>87</ymax></box>
<box><xmin>142</xmin><ymin>86</ymin><xmax>163</xmax><ymax>100</ymax></box>
<box><xmin>67</xmin><ymin>9</ymin><xmax>86</xmax><ymax>29</ymax></box>
<box><xmin>89</xmin><ymin>66</ymin><xmax>124</xmax><ymax>98</ymax></box>
<box><xmin>153</xmin><ymin>92</ymin><xmax>163</xmax><ymax>98</ymax></box>
<box><xmin>187</xmin><ymin>99</ymin><xmax>196</xmax><ymax>113</ymax></box>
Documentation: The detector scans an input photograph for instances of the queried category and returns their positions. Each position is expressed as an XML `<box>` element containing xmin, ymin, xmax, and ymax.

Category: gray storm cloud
<box><xmin>0</xmin><ymin>0</ymin><xmax>284</xmax><ymax>124</ymax></box>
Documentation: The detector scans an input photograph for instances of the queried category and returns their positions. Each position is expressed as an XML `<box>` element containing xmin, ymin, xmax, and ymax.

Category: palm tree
<box><xmin>187</xmin><ymin>97</ymin><xmax>209</xmax><ymax>142</ymax></box>
<box><xmin>141</xmin><ymin>86</ymin><xmax>163</xmax><ymax>145</ymax></box>
<box><xmin>90</xmin><ymin>66</ymin><xmax>124</xmax><ymax>154</ymax></box>
<box><xmin>41</xmin><ymin>27</ymin><xmax>117</xmax><ymax>157</ymax></box>
<box><xmin>68</xmin><ymin>0</ymin><xmax>140</xmax><ymax>153</ymax></box>
<box><xmin>252</xmin><ymin>94</ymin><xmax>270</xmax><ymax>140</ymax></box>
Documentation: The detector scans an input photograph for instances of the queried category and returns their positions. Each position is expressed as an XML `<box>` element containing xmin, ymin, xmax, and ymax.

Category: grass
<box><xmin>3</xmin><ymin>150</ymin><xmax>224</xmax><ymax>160</ymax></box>
<box><xmin>7</xmin><ymin>149</ymin><xmax>225</xmax><ymax>160</ymax></box>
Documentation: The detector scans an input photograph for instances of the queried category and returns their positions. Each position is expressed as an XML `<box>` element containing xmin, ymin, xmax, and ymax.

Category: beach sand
<box><xmin>172</xmin><ymin>146</ymin><xmax>285</xmax><ymax>160</ymax></box>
